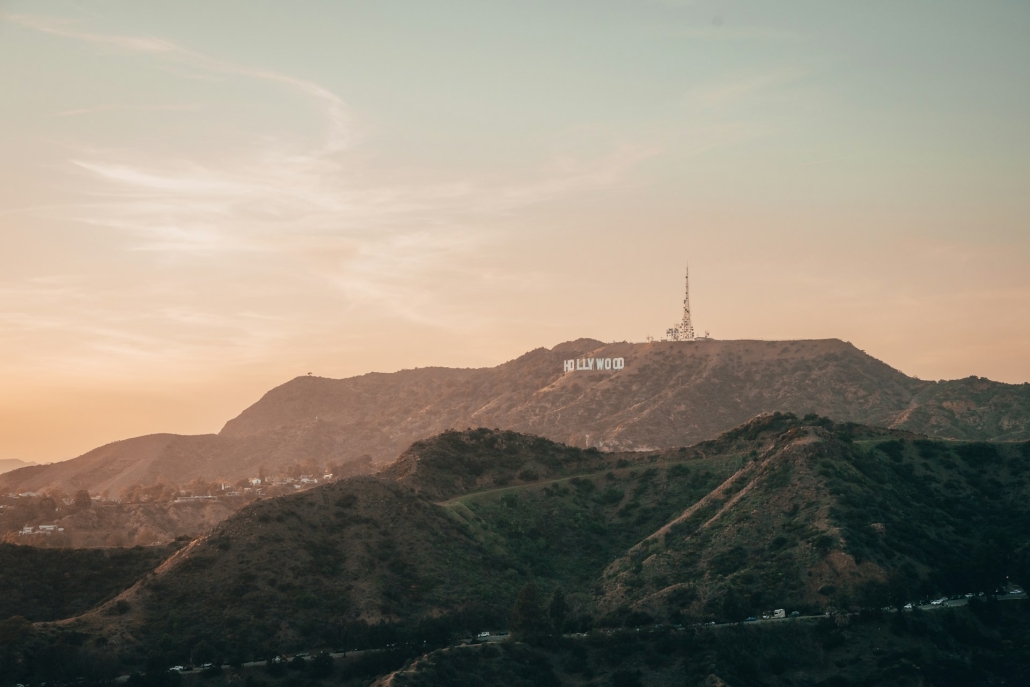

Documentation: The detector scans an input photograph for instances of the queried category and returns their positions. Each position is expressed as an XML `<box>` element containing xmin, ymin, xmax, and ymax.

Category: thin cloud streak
<box><xmin>5</xmin><ymin>13</ymin><xmax>354</xmax><ymax>153</ymax></box>
<box><xmin>684</xmin><ymin>69</ymin><xmax>809</xmax><ymax>107</ymax></box>
<box><xmin>3</xmin><ymin>12</ymin><xmax>657</xmax><ymax>379</ymax></box>
<box><xmin>673</xmin><ymin>26</ymin><xmax>799</xmax><ymax>41</ymax></box>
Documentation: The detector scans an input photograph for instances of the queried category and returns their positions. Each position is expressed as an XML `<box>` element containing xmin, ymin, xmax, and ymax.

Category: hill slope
<box><xmin>6</xmin><ymin>338</ymin><xmax>1029</xmax><ymax>500</ymax></box>
<box><xmin>599</xmin><ymin>419</ymin><xmax>1030</xmax><ymax>623</ymax></box>
<box><xmin>0</xmin><ymin>543</ymin><xmax>178</xmax><ymax>622</ymax></box>
<box><xmin>37</xmin><ymin>420</ymin><xmax>1025</xmax><ymax>671</ymax></box>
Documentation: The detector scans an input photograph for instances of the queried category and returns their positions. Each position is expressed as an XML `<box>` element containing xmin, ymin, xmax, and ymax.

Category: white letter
<box><xmin>564</xmin><ymin>360</ymin><xmax>574</xmax><ymax>373</ymax></box>
<box><xmin>588</xmin><ymin>358</ymin><xmax>595</xmax><ymax>370</ymax></box>
<box><xmin>613</xmin><ymin>357</ymin><xmax>625</xmax><ymax>370</ymax></box>
<box><xmin>604</xmin><ymin>358</ymin><xmax>612</xmax><ymax>370</ymax></box>
<box><xmin>577</xmin><ymin>359</ymin><xmax>587</xmax><ymax>371</ymax></box>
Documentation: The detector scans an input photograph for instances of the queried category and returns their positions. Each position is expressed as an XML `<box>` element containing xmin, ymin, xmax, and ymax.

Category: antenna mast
<box><xmin>680</xmin><ymin>265</ymin><xmax>695</xmax><ymax>341</ymax></box>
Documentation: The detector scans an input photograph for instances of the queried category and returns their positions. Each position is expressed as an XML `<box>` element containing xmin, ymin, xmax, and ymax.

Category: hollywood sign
<box><xmin>563</xmin><ymin>357</ymin><xmax>625</xmax><ymax>373</ymax></box>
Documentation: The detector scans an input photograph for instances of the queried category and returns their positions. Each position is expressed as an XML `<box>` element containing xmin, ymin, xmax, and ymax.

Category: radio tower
<box><xmin>679</xmin><ymin>265</ymin><xmax>696</xmax><ymax>341</ymax></box>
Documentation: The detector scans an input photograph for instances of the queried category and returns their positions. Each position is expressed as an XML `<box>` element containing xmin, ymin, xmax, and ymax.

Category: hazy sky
<box><xmin>2</xmin><ymin>1</ymin><xmax>1028</xmax><ymax>463</ymax></box>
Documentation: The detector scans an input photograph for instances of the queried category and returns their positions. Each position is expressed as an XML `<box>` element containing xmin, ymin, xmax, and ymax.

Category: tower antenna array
<box><xmin>679</xmin><ymin>265</ymin><xmax>695</xmax><ymax>341</ymax></box>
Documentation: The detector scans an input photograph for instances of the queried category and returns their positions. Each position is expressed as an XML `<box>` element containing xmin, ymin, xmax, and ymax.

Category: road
<box><xmin>113</xmin><ymin>592</ymin><xmax>1026</xmax><ymax>682</ymax></box>
<box><xmin>716</xmin><ymin>590</ymin><xmax>1027</xmax><ymax>629</ymax></box>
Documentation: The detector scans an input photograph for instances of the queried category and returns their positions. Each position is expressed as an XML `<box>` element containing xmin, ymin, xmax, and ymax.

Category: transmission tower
<box><xmin>679</xmin><ymin>265</ymin><xmax>696</xmax><ymax>341</ymax></box>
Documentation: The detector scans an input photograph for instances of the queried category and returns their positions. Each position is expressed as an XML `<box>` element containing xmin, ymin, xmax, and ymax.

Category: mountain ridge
<box><xmin>4</xmin><ymin>337</ymin><xmax>1029</xmax><ymax>498</ymax></box>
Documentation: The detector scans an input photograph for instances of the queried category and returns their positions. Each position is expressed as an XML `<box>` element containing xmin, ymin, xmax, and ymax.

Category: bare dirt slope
<box><xmin>5</xmin><ymin>338</ymin><xmax>1029</xmax><ymax>496</ymax></box>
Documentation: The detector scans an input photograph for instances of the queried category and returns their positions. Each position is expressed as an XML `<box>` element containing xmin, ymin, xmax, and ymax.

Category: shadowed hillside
<box><xmin>5</xmin><ymin>338</ymin><xmax>1029</xmax><ymax>498</ymax></box>
<box><xmin>6</xmin><ymin>419</ymin><xmax>1018</xmax><ymax>680</ymax></box>
<box><xmin>373</xmin><ymin>604</ymin><xmax>1030</xmax><ymax>687</ymax></box>
<box><xmin>600</xmin><ymin>423</ymin><xmax>1030</xmax><ymax>624</ymax></box>
<box><xmin>0</xmin><ymin>543</ymin><xmax>179</xmax><ymax>622</ymax></box>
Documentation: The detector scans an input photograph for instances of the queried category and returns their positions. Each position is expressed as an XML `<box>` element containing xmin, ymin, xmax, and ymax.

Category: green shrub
<box><xmin>875</xmin><ymin>440</ymin><xmax>905</xmax><ymax>463</ymax></box>
<box><xmin>956</xmin><ymin>443</ymin><xmax>999</xmax><ymax>465</ymax></box>
<box><xmin>596</xmin><ymin>487</ymin><xmax>624</xmax><ymax>505</ymax></box>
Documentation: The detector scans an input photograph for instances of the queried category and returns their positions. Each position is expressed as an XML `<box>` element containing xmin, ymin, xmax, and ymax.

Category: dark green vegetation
<box><xmin>2</xmin><ymin>419</ymin><xmax>1030</xmax><ymax>685</ymax></box>
<box><xmin>442</xmin><ymin>450</ymin><xmax>734</xmax><ymax>605</ymax></box>
<box><xmin>386</xmin><ymin>602</ymin><xmax>1030</xmax><ymax>687</ymax></box>
<box><xmin>828</xmin><ymin>436</ymin><xmax>1030</xmax><ymax>598</ymax></box>
<box><xmin>0</xmin><ymin>543</ymin><xmax>178</xmax><ymax>622</ymax></box>
<box><xmin>602</xmin><ymin>420</ymin><xmax>1030</xmax><ymax>625</ymax></box>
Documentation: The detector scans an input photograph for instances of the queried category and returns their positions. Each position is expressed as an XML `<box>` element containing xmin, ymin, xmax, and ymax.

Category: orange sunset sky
<box><xmin>2</xmin><ymin>2</ymin><xmax>1028</xmax><ymax>464</ymax></box>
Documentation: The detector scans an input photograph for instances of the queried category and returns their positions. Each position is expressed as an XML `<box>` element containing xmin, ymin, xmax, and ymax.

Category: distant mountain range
<box><xmin>3</xmin><ymin>338</ymin><xmax>1029</xmax><ymax>497</ymax></box>
<box><xmin>0</xmin><ymin>459</ymin><xmax>36</xmax><ymax>475</ymax></box>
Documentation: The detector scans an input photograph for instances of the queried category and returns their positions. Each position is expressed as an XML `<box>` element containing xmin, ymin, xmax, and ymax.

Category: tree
<box><xmin>855</xmin><ymin>579</ymin><xmax>890</xmax><ymax>611</ymax></box>
<box><xmin>968</xmin><ymin>535</ymin><xmax>1012</xmax><ymax>595</ymax></box>
<box><xmin>73</xmin><ymin>490</ymin><xmax>93</xmax><ymax>509</ymax></box>
<box><xmin>548</xmin><ymin>587</ymin><xmax>567</xmax><ymax>635</ymax></box>
<box><xmin>612</xmin><ymin>668</ymin><xmax>643</xmax><ymax>687</ymax></box>
<box><xmin>887</xmin><ymin>566</ymin><xmax>919</xmax><ymax>610</ymax></box>
<box><xmin>191</xmin><ymin>639</ymin><xmax>216</xmax><ymax>665</ymax></box>
<box><xmin>511</xmin><ymin>583</ymin><xmax>549</xmax><ymax>639</ymax></box>
<box><xmin>1012</xmin><ymin>543</ymin><xmax>1030</xmax><ymax>596</ymax></box>
<box><xmin>0</xmin><ymin>615</ymin><xmax>32</xmax><ymax>644</ymax></box>
<box><xmin>309</xmin><ymin>652</ymin><xmax>334</xmax><ymax>679</ymax></box>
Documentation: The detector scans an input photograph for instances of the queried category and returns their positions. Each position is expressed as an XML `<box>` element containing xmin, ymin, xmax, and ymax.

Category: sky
<box><xmin>1</xmin><ymin>1</ymin><xmax>1028</xmax><ymax>464</ymax></box>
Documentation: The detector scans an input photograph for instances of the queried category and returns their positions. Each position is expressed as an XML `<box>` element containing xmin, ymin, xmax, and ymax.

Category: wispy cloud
<box><xmin>5</xmin><ymin>13</ymin><xmax>353</xmax><ymax>152</ymax></box>
<box><xmin>672</xmin><ymin>26</ymin><xmax>799</xmax><ymax>41</ymax></box>
<box><xmin>2</xmin><ymin>13</ymin><xmax>652</xmax><ymax>377</ymax></box>
<box><xmin>684</xmin><ymin>69</ymin><xmax>808</xmax><ymax>107</ymax></box>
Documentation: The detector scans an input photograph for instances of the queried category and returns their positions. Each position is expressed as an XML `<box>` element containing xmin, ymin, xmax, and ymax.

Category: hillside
<box><xmin>5</xmin><ymin>338</ymin><xmax>1029</xmax><ymax>498</ymax></box>
<box><xmin>373</xmin><ymin>603</ymin><xmax>1030</xmax><ymax>687</ymax></box>
<box><xmin>12</xmin><ymin>419</ymin><xmax>1018</xmax><ymax>679</ymax></box>
<box><xmin>600</xmin><ymin>420</ymin><xmax>1030</xmax><ymax>623</ymax></box>
<box><xmin>34</xmin><ymin>500</ymin><xmax>238</xmax><ymax>548</ymax></box>
<box><xmin>0</xmin><ymin>425</ymin><xmax>366</xmax><ymax>500</ymax></box>
<box><xmin>0</xmin><ymin>543</ymin><xmax>179</xmax><ymax>622</ymax></box>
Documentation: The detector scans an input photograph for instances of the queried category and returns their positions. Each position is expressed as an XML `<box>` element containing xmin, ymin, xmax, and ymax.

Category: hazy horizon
<box><xmin>3</xmin><ymin>1</ymin><xmax>1029</xmax><ymax>463</ymax></box>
